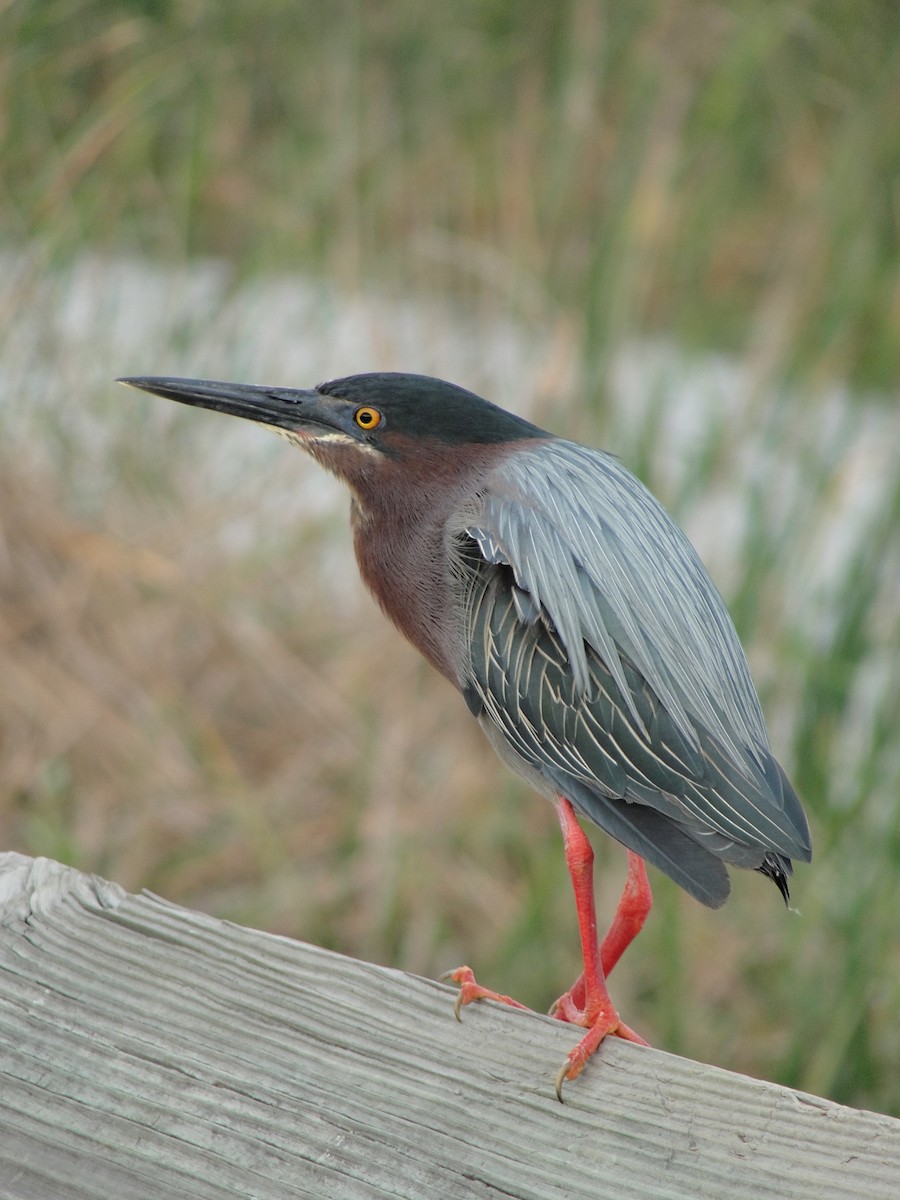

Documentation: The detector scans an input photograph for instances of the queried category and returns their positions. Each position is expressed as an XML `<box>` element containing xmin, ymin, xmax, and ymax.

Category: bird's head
<box><xmin>119</xmin><ymin>372</ymin><xmax>548</xmax><ymax>514</ymax></box>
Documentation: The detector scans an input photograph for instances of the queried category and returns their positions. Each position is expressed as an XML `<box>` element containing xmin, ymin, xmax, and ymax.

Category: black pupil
<box><xmin>360</xmin><ymin>410</ymin><xmax>374</xmax><ymax>425</ymax></box>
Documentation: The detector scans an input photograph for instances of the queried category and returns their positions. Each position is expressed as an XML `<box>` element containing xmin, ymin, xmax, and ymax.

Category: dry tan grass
<box><xmin>0</xmin><ymin>453</ymin><xmax>572</xmax><ymax>982</ymax></box>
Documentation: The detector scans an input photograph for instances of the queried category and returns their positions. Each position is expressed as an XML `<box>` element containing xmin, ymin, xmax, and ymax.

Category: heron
<box><xmin>120</xmin><ymin>371</ymin><xmax>811</xmax><ymax>1098</ymax></box>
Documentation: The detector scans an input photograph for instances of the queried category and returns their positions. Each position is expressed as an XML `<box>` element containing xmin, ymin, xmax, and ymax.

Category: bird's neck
<box><xmin>351</xmin><ymin>506</ymin><xmax>456</xmax><ymax>681</ymax></box>
<box><xmin>346</xmin><ymin>441</ymin><xmax>503</xmax><ymax>685</ymax></box>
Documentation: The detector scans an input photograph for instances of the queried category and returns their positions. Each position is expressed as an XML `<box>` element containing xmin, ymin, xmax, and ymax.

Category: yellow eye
<box><xmin>354</xmin><ymin>406</ymin><xmax>382</xmax><ymax>430</ymax></box>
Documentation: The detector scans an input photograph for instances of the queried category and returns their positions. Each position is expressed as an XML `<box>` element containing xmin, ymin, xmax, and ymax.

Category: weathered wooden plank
<box><xmin>0</xmin><ymin>853</ymin><xmax>897</xmax><ymax>1200</ymax></box>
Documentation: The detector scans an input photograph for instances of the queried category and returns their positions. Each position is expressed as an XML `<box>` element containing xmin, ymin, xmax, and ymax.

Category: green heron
<box><xmin>120</xmin><ymin>371</ymin><xmax>811</xmax><ymax>1098</ymax></box>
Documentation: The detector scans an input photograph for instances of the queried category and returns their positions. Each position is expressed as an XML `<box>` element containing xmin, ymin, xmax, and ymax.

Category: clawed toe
<box><xmin>554</xmin><ymin>1014</ymin><xmax>649</xmax><ymax>1101</ymax></box>
<box><xmin>441</xmin><ymin>965</ymin><xmax>530</xmax><ymax>1020</ymax></box>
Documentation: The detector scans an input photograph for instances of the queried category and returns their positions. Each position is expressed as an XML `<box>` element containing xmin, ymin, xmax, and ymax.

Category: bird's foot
<box><xmin>441</xmin><ymin>965</ymin><xmax>530</xmax><ymax>1021</ymax></box>
<box><xmin>552</xmin><ymin>996</ymin><xmax>649</xmax><ymax>1102</ymax></box>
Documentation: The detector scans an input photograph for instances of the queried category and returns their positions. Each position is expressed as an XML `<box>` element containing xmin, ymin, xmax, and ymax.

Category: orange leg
<box><xmin>549</xmin><ymin>798</ymin><xmax>649</xmax><ymax>1100</ymax></box>
<box><xmin>552</xmin><ymin>845</ymin><xmax>652</xmax><ymax>1014</ymax></box>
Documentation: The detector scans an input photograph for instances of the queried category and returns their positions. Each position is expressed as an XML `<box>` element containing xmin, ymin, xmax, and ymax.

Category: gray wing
<box><xmin>456</xmin><ymin>439</ymin><xmax>811</xmax><ymax>908</ymax></box>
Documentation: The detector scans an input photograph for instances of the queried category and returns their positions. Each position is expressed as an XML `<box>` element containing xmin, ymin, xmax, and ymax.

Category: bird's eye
<box><xmin>354</xmin><ymin>406</ymin><xmax>382</xmax><ymax>430</ymax></box>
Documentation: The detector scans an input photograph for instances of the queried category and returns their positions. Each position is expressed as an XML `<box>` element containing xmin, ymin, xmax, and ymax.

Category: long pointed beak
<box><xmin>118</xmin><ymin>376</ymin><xmax>346</xmax><ymax>435</ymax></box>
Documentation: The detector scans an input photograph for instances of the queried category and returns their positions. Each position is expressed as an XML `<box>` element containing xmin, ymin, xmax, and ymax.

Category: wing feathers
<box><xmin>456</xmin><ymin>440</ymin><xmax>811</xmax><ymax>904</ymax></box>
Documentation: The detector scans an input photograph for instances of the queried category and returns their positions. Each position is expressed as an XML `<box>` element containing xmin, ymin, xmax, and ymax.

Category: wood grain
<box><xmin>1</xmin><ymin>853</ymin><xmax>897</xmax><ymax>1199</ymax></box>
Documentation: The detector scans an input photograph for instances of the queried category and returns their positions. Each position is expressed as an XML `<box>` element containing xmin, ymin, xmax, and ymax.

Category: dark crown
<box><xmin>318</xmin><ymin>373</ymin><xmax>547</xmax><ymax>445</ymax></box>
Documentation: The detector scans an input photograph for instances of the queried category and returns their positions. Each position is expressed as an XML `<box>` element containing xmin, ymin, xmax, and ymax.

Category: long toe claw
<box><xmin>441</xmin><ymin>965</ymin><xmax>530</xmax><ymax>1020</ymax></box>
<box><xmin>555</xmin><ymin>1058</ymin><xmax>574</xmax><ymax>1104</ymax></box>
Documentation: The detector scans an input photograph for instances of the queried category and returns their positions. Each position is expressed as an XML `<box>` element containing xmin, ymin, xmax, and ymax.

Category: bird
<box><xmin>119</xmin><ymin>371</ymin><xmax>812</xmax><ymax>1098</ymax></box>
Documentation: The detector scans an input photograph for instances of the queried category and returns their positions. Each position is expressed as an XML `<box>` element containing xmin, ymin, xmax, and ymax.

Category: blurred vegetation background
<box><xmin>1</xmin><ymin>0</ymin><xmax>899</xmax><ymax>1115</ymax></box>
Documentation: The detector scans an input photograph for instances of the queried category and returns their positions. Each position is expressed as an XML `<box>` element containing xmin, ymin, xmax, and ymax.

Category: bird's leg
<box><xmin>443</xmin><ymin>849</ymin><xmax>650</xmax><ymax>1024</ymax></box>
<box><xmin>600</xmin><ymin>850</ymin><xmax>653</xmax><ymax>972</ymax></box>
<box><xmin>550</xmin><ymin>798</ymin><xmax>648</xmax><ymax>1099</ymax></box>
<box><xmin>552</xmin><ymin>849</ymin><xmax>652</xmax><ymax>1013</ymax></box>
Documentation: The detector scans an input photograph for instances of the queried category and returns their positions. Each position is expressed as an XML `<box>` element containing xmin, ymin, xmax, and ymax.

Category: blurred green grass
<box><xmin>1</xmin><ymin>0</ymin><xmax>899</xmax><ymax>1116</ymax></box>
<box><xmin>3</xmin><ymin>0</ymin><xmax>898</xmax><ymax>388</ymax></box>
